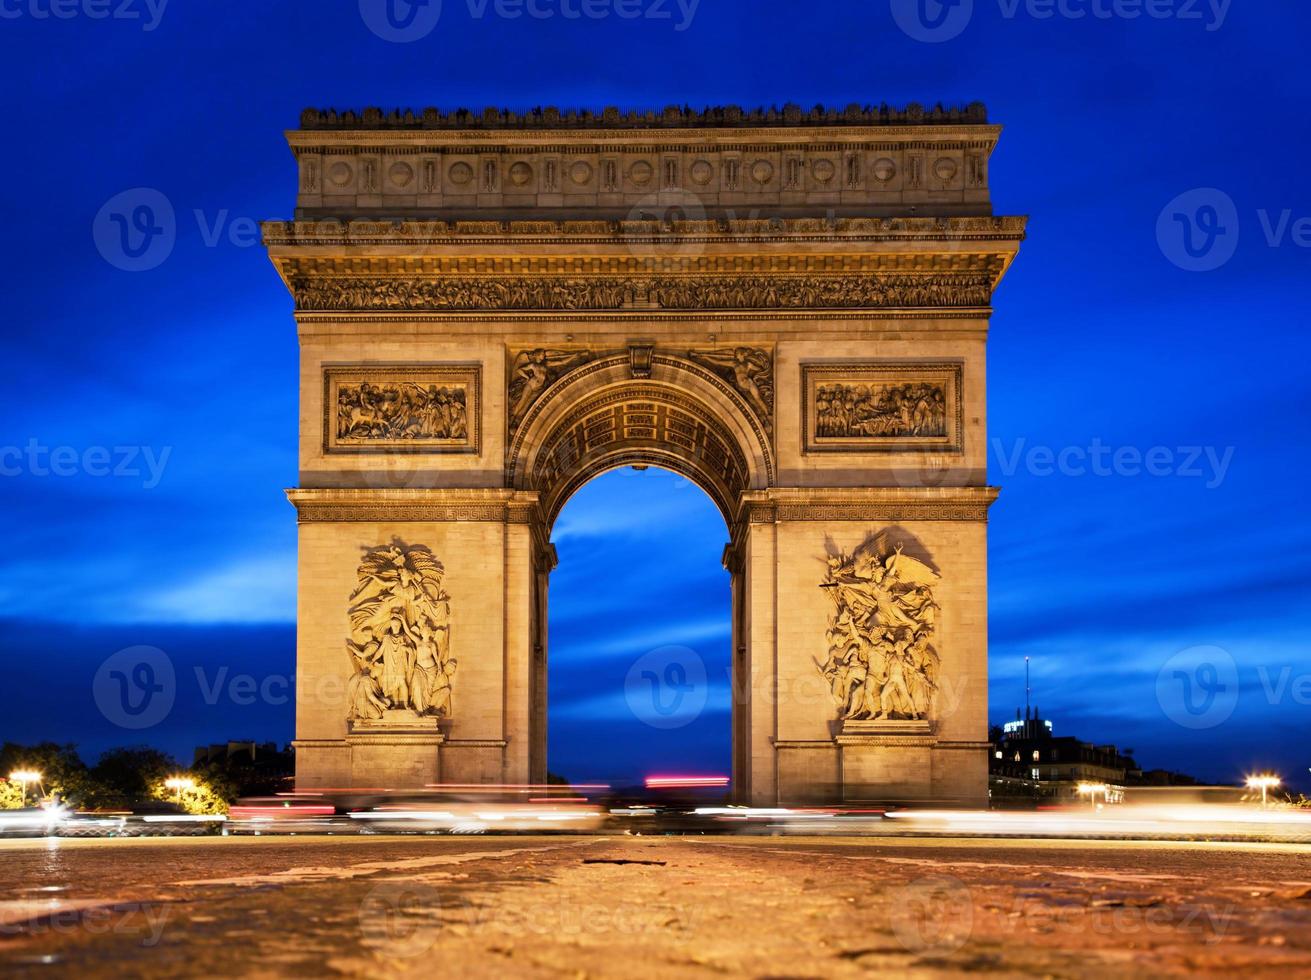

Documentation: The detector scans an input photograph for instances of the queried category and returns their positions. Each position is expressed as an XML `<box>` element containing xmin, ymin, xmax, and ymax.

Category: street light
<box><xmin>1245</xmin><ymin>774</ymin><xmax>1281</xmax><ymax>808</ymax></box>
<box><xmin>8</xmin><ymin>770</ymin><xmax>43</xmax><ymax>805</ymax></box>
<box><xmin>1076</xmin><ymin>781</ymin><xmax>1109</xmax><ymax>810</ymax></box>
<box><xmin>164</xmin><ymin>776</ymin><xmax>196</xmax><ymax>804</ymax></box>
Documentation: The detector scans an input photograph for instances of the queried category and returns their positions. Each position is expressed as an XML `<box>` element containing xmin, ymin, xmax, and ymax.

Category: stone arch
<box><xmin>507</xmin><ymin>351</ymin><xmax>776</xmax><ymax>528</ymax></box>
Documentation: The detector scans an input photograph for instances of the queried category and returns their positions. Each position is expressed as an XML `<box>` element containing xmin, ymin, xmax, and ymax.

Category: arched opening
<box><xmin>511</xmin><ymin>354</ymin><xmax>774</xmax><ymax>799</ymax></box>
<box><xmin>545</xmin><ymin>465</ymin><xmax>732</xmax><ymax>789</ymax></box>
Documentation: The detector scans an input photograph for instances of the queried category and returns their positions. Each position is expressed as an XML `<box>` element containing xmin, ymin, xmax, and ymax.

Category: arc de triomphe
<box><xmin>263</xmin><ymin>103</ymin><xmax>1024</xmax><ymax>806</ymax></box>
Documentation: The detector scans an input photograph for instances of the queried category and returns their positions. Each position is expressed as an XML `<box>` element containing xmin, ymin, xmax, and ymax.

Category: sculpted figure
<box><xmin>817</xmin><ymin>535</ymin><xmax>942</xmax><ymax>723</ymax></box>
<box><xmin>346</xmin><ymin>543</ymin><xmax>456</xmax><ymax>721</ymax></box>
<box><xmin>508</xmin><ymin>349</ymin><xmax>595</xmax><ymax>427</ymax></box>
<box><xmin>688</xmin><ymin>347</ymin><xmax>774</xmax><ymax>424</ymax></box>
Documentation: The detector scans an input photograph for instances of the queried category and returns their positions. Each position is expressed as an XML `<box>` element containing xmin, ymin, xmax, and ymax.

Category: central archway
<box><xmin>546</xmin><ymin>465</ymin><xmax>732</xmax><ymax>788</ymax></box>
<box><xmin>508</xmin><ymin>351</ymin><xmax>774</xmax><ymax>797</ymax></box>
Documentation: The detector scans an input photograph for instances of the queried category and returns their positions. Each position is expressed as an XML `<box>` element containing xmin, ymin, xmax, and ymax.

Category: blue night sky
<box><xmin>1</xmin><ymin>2</ymin><xmax>1308</xmax><ymax>790</ymax></box>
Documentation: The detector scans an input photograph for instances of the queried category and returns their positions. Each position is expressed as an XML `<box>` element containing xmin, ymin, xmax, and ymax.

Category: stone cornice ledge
<box><xmin>286</xmin><ymin>487</ymin><xmax>543</xmax><ymax>524</ymax></box>
<box><xmin>737</xmin><ymin>486</ymin><xmax>1000</xmax><ymax>524</ymax></box>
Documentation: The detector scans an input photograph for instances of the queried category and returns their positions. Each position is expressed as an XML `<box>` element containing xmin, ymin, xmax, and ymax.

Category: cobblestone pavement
<box><xmin>2</xmin><ymin>834</ymin><xmax>1310</xmax><ymax>977</ymax></box>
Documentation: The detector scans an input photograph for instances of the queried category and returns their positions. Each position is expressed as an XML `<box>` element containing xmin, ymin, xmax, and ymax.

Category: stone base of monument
<box><xmin>836</xmin><ymin>719</ymin><xmax>935</xmax><ymax>803</ymax></box>
<box><xmin>348</xmin><ymin>709</ymin><xmax>444</xmax><ymax>734</ymax></box>
<box><xmin>339</xmin><ymin>711</ymin><xmax>446</xmax><ymax>786</ymax></box>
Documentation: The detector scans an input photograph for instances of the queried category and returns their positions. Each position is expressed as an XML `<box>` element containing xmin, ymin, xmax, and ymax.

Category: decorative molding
<box><xmin>801</xmin><ymin>362</ymin><xmax>963</xmax><ymax>454</ymax></box>
<box><xmin>286</xmin><ymin>489</ymin><xmax>543</xmax><ymax>525</ymax></box>
<box><xmin>628</xmin><ymin>343</ymin><xmax>654</xmax><ymax>379</ymax></box>
<box><xmin>324</xmin><ymin>363</ymin><xmax>481</xmax><ymax>455</ymax></box>
<box><xmin>290</xmin><ymin>274</ymin><xmax>994</xmax><ymax>313</ymax></box>
<box><xmin>836</xmin><ymin>734</ymin><xmax>937</xmax><ymax>747</ymax></box>
<box><xmin>736</xmin><ymin>488</ymin><xmax>1000</xmax><ymax>524</ymax></box>
<box><xmin>264</xmin><ymin>216</ymin><xmax>1027</xmax><ymax>246</ymax></box>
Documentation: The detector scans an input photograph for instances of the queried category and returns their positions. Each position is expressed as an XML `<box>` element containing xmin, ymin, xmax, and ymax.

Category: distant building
<box><xmin>990</xmin><ymin>707</ymin><xmax>1140</xmax><ymax>804</ymax></box>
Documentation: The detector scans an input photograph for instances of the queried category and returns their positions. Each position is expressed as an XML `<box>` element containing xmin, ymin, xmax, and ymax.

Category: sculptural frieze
<box><xmin>290</xmin><ymin>274</ymin><xmax>994</xmax><ymax>313</ymax></box>
<box><xmin>817</xmin><ymin>533</ymin><xmax>942</xmax><ymax>725</ymax></box>
<box><xmin>324</xmin><ymin>366</ymin><xmax>480</xmax><ymax>454</ymax></box>
<box><xmin>817</xmin><ymin>381</ymin><xmax>946</xmax><ymax>439</ymax></box>
<box><xmin>346</xmin><ymin>543</ymin><xmax>455</xmax><ymax>723</ymax></box>
<box><xmin>803</xmin><ymin>363</ymin><xmax>962</xmax><ymax>453</ymax></box>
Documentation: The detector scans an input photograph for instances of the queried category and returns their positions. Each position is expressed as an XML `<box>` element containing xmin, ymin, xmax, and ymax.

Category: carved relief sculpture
<box><xmin>803</xmin><ymin>363</ymin><xmax>963</xmax><ymax>453</ymax></box>
<box><xmin>291</xmin><ymin>274</ymin><xmax>994</xmax><ymax>313</ymax></box>
<box><xmin>687</xmin><ymin>347</ymin><xmax>774</xmax><ymax>431</ymax></box>
<box><xmin>817</xmin><ymin>533</ymin><xmax>942</xmax><ymax>725</ymax></box>
<box><xmin>508</xmin><ymin>348</ymin><xmax>596</xmax><ymax>431</ymax></box>
<box><xmin>346</xmin><ymin>543</ymin><xmax>455</xmax><ymax>723</ymax></box>
<box><xmin>818</xmin><ymin>381</ymin><xmax>945</xmax><ymax>438</ymax></box>
<box><xmin>324</xmin><ymin>365</ymin><xmax>480</xmax><ymax>454</ymax></box>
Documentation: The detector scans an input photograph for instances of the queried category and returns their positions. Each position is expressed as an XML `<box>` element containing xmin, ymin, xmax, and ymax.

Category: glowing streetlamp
<box><xmin>1076</xmin><ymin>781</ymin><xmax>1109</xmax><ymax>810</ymax></box>
<box><xmin>8</xmin><ymin>770</ymin><xmax>43</xmax><ymax>805</ymax></box>
<box><xmin>164</xmin><ymin>776</ymin><xmax>196</xmax><ymax>804</ymax></box>
<box><xmin>1245</xmin><ymin>774</ymin><xmax>1281</xmax><ymax>808</ymax></box>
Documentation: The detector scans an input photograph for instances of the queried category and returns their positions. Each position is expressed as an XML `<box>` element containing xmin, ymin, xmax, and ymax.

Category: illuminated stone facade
<box><xmin>264</xmin><ymin>103</ymin><xmax>1025</xmax><ymax>804</ymax></box>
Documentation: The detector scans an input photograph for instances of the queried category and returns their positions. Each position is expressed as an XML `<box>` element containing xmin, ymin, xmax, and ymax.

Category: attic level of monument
<box><xmin>286</xmin><ymin>102</ymin><xmax>1000</xmax><ymax>221</ymax></box>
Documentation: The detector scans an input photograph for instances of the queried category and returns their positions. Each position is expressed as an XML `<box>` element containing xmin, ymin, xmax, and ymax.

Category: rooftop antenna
<box><xmin>1025</xmin><ymin>656</ymin><xmax>1031</xmax><ymax>718</ymax></box>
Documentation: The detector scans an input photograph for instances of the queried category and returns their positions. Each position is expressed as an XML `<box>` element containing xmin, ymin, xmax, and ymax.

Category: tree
<box><xmin>149</xmin><ymin>774</ymin><xmax>231</xmax><ymax>816</ymax></box>
<box><xmin>0</xmin><ymin>779</ymin><xmax>25</xmax><ymax>809</ymax></box>
<box><xmin>0</xmin><ymin>742</ymin><xmax>93</xmax><ymax>805</ymax></box>
<box><xmin>90</xmin><ymin>747</ymin><xmax>179</xmax><ymax>808</ymax></box>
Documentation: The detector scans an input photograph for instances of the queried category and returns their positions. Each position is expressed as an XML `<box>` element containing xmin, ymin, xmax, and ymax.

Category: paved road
<box><xmin>2</xmin><ymin>834</ymin><xmax>1310</xmax><ymax>977</ymax></box>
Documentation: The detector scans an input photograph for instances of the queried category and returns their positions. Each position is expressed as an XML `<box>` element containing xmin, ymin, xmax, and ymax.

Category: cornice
<box><xmin>292</xmin><ymin>308</ymin><xmax>995</xmax><ymax>324</ymax></box>
<box><xmin>286</xmin><ymin>488</ymin><xmax>543</xmax><ymax>524</ymax></box>
<box><xmin>262</xmin><ymin>215</ymin><xmax>1028</xmax><ymax>247</ymax></box>
<box><xmin>735</xmin><ymin>486</ymin><xmax>1001</xmax><ymax>524</ymax></box>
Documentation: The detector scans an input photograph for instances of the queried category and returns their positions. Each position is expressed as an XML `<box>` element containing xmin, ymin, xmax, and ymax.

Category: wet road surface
<box><xmin>2</xmin><ymin>834</ymin><xmax>1310</xmax><ymax>977</ymax></box>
